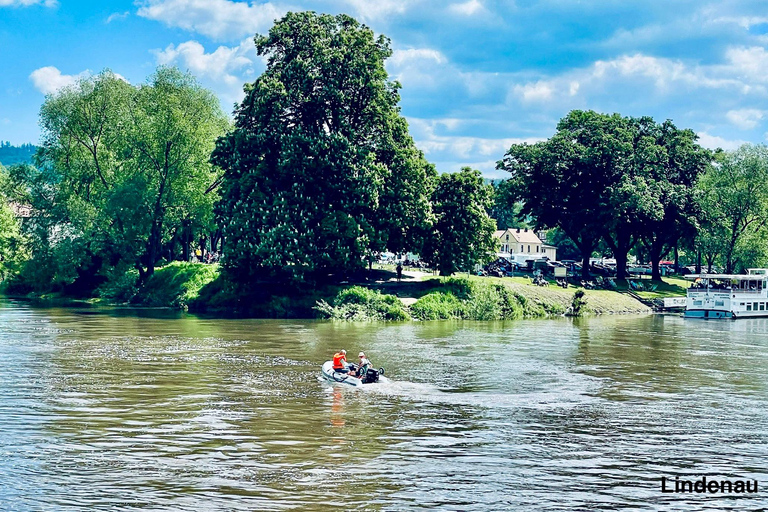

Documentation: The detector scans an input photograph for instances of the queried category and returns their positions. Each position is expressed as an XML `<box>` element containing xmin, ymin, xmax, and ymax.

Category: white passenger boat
<box><xmin>321</xmin><ymin>361</ymin><xmax>387</xmax><ymax>387</ymax></box>
<box><xmin>685</xmin><ymin>268</ymin><xmax>768</xmax><ymax>319</ymax></box>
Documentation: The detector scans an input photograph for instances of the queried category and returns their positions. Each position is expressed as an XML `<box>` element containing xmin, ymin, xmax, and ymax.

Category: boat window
<box><xmin>694</xmin><ymin>300</ymin><xmax>703</xmax><ymax>306</ymax></box>
<box><xmin>747</xmin><ymin>303</ymin><xmax>753</xmax><ymax>311</ymax></box>
<box><xmin>740</xmin><ymin>303</ymin><xmax>745</xmax><ymax>306</ymax></box>
<box><xmin>761</xmin><ymin>303</ymin><xmax>766</xmax><ymax>311</ymax></box>
<box><xmin>715</xmin><ymin>301</ymin><xmax>724</xmax><ymax>307</ymax></box>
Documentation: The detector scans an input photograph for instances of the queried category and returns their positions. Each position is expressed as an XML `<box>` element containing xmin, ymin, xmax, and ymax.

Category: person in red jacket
<box><xmin>332</xmin><ymin>350</ymin><xmax>348</xmax><ymax>373</ymax></box>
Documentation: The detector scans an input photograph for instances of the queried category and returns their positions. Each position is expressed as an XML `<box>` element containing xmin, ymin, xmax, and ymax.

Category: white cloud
<box><xmin>726</xmin><ymin>108</ymin><xmax>765</xmax><ymax>129</ymax></box>
<box><xmin>408</xmin><ymin>117</ymin><xmax>543</xmax><ymax>162</ymax></box>
<box><xmin>510</xmin><ymin>49</ymin><xmax>768</xmax><ymax>105</ymax></box>
<box><xmin>389</xmin><ymin>48</ymin><xmax>446</xmax><ymax>67</ymax></box>
<box><xmin>153</xmin><ymin>38</ymin><xmax>263</xmax><ymax>105</ymax></box>
<box><xmin>340</xmin><ymin>0</ymin><xmax>416</xmax><ymax>20</ymax></box>
<box><xmin>155</xmin><ymin>39</ymin><xmax>259</xmax><ymax>85</ymax></box>
<box><xmin>697</xmin><ymin>131</ymin><xmax>748</xmax><ymax>151</ymax></box>
<box><xmin>106</xmin><ymin>11</ymin><xmax>130</xmax><ymax>23</ymax></box>
<box><xmin>29</xmin><ymin>66</ymin><xmax>89</xmax><ymax>95</ymax></box>
<box><xmin>514</xmin><ymin>81</ymin><xmax>554</xmax><ymax>102</ymax></box>
<box><xmin>137</xmin><ymin>0</ymin><xmax>284</xmax><ymax>41</ymax></box>
<box><xmin>0</xmin><ymin>0</ymin><xmax>57</xmax><ymax>6</ymax></box>
<box><xmin>387</xmin><ymin>48</ymin><xmax>450</xmax><ymax>89</ymax></box>
<box><xmin>448</xmin><ymin>0</ymin><xmax>486</xmax><ymax>16</ymax></box>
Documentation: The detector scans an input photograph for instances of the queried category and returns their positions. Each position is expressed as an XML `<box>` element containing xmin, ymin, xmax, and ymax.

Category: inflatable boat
<box><xmin>321</xmin><ymin>361</ymin><xmax>386</xmax><ymax>387</ymax></box>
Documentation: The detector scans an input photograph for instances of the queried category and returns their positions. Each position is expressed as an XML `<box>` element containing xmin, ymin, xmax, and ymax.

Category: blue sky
<box><xmin>2</xmin><ymin>0</ymin><xmax>768</xmax><ymax>177</ymax></box>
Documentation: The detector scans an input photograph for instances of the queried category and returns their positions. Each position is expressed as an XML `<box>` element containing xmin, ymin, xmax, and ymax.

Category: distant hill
<box><xmin>0</xmin><ymin>142</ymin><xmax>37</xmax><ymax>167</ymax></box>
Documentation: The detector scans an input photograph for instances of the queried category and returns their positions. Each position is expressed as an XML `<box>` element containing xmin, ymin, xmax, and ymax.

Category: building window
<box><xmin>520</xmin><ymin>245</ymin><xmax>524</xmax><ymax>252</ymax></box>
<box><xmin>506</xmin><ymin>234</ymin><xmax>509</xmax><ymax>241</ymax></box>
<box><xmin>527</xmin><ymin>245</ymin><xmax>531</xmax><ymax>252</ymax></box>
<box><xmin>536</xmin><ymin>246</ymin><xmax>539</xmax><ymax>252</ymax></box>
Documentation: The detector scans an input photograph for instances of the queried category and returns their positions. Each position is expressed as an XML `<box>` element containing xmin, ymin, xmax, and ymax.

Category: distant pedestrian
<box><xmin>396</xmin><ymin>263</ymin><xmax>403</xmax><ymax>282</ymax></box>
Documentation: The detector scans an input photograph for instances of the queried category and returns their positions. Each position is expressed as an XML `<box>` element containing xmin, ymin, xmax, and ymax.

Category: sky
<box><xmin>2</xmin><ymin>0</ymin><xmax>768</xmax><ymax>177</ymax></box>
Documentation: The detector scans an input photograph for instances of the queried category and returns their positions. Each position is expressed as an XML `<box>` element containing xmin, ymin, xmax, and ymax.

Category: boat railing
<box><xmin>688</xmin><ymin>288</ymin><xmax>764</xmax><ymax>295</ymax></box>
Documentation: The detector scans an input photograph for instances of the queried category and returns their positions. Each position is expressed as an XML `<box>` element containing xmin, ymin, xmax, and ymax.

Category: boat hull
<box><xmin>320</xmin><ymin>361</ymin><xmax>386</xmax><ymax>387</ymax></box>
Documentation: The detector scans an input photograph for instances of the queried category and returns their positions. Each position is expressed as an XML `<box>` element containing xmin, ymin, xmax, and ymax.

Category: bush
<box><xmin>97</xmin><ymin>266</ymin><xmax>139</xmax><ymax>303</ymax></box>
<box><xmin>134</xmin><ymin>262</ymin><xmax>219</xmax><ymax>309</ymax></box>
<box><xmin>316</xmin><ymin>286</ymin><xmax>410</xmax><ymax>321</ymax></box>
<box><xmin>410</xmin><ymin>291</ymin><xmax>466</xmax><ymax>320</ymax></box>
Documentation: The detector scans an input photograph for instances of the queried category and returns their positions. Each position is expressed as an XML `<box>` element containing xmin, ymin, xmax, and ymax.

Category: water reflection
<box><xmin>1</xmin><ymin>301</ymin><xmax>767</xmax><ymax>511</ymax></box>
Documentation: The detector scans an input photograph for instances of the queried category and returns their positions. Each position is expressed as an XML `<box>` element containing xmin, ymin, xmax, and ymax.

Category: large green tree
<box><xmin>26</xmin><ymin>67</ymin><xmax>228</xmax><ymax>290</ymax></box>
<box><xmin>213</xmin><ymin>12</ymin><xmax>435</xmax><ymax>285</ymax></box>
<box><xmin>697</xmin><ymin>144</ymin><xmax>768</xmax><ymax>273</ymax></box>
<box><xmin>499</xmin><ymin>111</ymin><xmax>711</xmax><ymax>280</ymax></box>
<box><xmin>423</xmin><ymin>167</ymin><xmax>496</xmax><ymax>276</ymax></box>
<box><xmin>499</xmin><ymin>111</ymin><xmax>631</xmax><ymax>279</ymax></box>
<box><xmin>0</xmin><ymin>165</ymin><xmax>29</xmax><ymax>281</ymax></box>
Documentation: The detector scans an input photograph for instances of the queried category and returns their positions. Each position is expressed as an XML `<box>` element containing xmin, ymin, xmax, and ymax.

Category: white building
<box><xmin>495</xmin><ymin>228</ymin><xmax>557</xmax><ymax>261</ymax></box>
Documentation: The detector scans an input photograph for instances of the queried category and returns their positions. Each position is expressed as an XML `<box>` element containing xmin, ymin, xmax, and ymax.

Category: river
<box><xmin>1</xmin><ymin>300</ymin><xmax>766</xmax><ymax>511</ymax></box>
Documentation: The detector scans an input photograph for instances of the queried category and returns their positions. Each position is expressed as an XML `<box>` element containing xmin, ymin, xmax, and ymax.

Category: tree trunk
<box><xmin>674</xmin><ymin>244</ymin><xmax>679</xmax><ymax>273</ymax></box>
<box><xmin>581</xmin><ymin>247</ymin><xmax>591</xmax><ymax>280</ymax></box>
<box><xmin>615</xmin><ymin>250</ymin><xmax>629</xmax><ymax>281</ymax></box>
<box><xmin>650</xmin><ymin>239</ymin><xmax>663</xmax><ymax>281</ymax></box>
<box><xmin>696</xmin><ymin>249</ymin><xmax>701</xmax><ymax>274</ymax></box>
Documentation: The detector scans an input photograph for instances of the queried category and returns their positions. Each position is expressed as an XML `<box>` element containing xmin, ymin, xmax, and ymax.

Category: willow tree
<box><xmin>213</xmin><ymin>12</ymin><xmax>435</xmax><ymax>285</ymax></box>
<box><xmin>32</xmin><ymin>67</ymin><xmax>228</xmax><ymax>288</ymax></box>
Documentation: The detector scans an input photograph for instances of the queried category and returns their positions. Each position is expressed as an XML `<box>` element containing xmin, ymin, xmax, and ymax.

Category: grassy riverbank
<box><xmin>4</xmin><ymin>262</ymin><xmax>687</xmax><ymax>319</ymax></box>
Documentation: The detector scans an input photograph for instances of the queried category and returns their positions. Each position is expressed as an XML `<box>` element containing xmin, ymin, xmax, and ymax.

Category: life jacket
<box><xmin>332</xmin><ymin>352</ymin><xmax>346</xmax><ymax>369</ymax></box>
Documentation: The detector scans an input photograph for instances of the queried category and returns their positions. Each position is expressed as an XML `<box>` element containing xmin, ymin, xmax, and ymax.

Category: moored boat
<box><xmin>685</xmin><ymin>268</ymin><xmax>768</xmax><ymax>319</ymax></box>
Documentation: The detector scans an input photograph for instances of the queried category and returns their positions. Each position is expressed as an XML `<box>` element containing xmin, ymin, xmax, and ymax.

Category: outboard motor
<box><xmin>362</xmin><ymin>367</ymin><xmax>383</xmax><ymax>384</ymax></box>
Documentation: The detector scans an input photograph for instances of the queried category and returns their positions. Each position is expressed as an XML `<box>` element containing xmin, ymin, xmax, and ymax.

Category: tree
<box><xmin>0</xmin><ymin>166</ymin><xmax>29</xmax><ymax>281</ymax></box>
<box><xmin>12</xmin><ymin>67</ymin><xmax>228</xmax><ymax>292</ymax></box>
<box><xmin>488</xmin><ymin>179</ymin><xmax>528</xmax><ymax>230</ymax></box>
<box><xmin>697</xmin><ymin>144</ymin><xmax>768</xmax><ymax>273</ymax></box>
<box><xmin>213</xmin><ymin>12</ymin><xmax>435</xmax><ymax>285</ymax></box>
<box><xmin>632</xmin><ymin>120</ymin><xmax>711</xmax><ymax>280</ymax></box>
<box><xmin>29</xmin><ymin>67</ymin><xmax>229</xmax><ymax>290</ymax></box>
<box><xmin>423</xmin><ymin>167</ymin><xmax>496</xmax><ymax>276</ymax></box>
<box><xmin>499</xmin><ymin>111</ymin><xmax>631</xmax><ymax>279</ymax></box>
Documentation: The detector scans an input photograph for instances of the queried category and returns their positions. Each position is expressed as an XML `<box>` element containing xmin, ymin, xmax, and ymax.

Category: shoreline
<box><xmin>1</xmin><ymin>263</ymin><xmax>687</xmax><ymax>320</ymax></box>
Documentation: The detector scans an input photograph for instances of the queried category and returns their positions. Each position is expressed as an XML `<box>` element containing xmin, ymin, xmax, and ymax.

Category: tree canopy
<box><xmin>499</xmin><ymin>110</ymin><xmax>712</xmax><ymax>280</ymax></box>
<box><xmin>213</xmin><ymin>11</ymin><xmax>435</xmax><ymax>285</ymax></box>
<box><xmin>423</xmin><ymin>167</ymin><xmax>496</xmax><ymax>276</ymax></box>
<box><xmin>11</xmin><ymin>67</ymin><xmax>229</xmax><ymax>292</ymax></box>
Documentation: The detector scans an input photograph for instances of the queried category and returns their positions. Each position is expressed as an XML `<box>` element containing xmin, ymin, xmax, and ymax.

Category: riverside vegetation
<box><xmin>0</xmin><ymin>12</ymin><xmax>761</xmax><ymax>320</ymax></box>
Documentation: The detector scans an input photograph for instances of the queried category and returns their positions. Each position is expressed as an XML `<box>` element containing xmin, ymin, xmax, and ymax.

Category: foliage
<box><xmin>0</xmin><ymin>166</ymin><xmax>30</xmax><ymax>281</ymax></box>
<box><xmin>410</xmin><ymin>291</ymin><xmax>466</xmax><ymax>320</ymax></box>
<box><xmin>488</xmin><ymin>179</ymin><xmax>528</xmax><ymax>230</ymax></box>
<box><xmin>499</xmin><ymin>110</ymin><xmax>712</xmax><ymax>280</ymax></box>
<box><xmin>423</xmin><ymin>167</ymin><xmax>496</xmax><ymax>276</ymax></box>
<box><xmin>696</xmin><ymin>144</ymin><xmax>768</xmax><ymax>273</ymax></box>
<box><xmin>213</xmin><ymin>12</ymin><xmax>435</xmax><ymax>287</ymax></box>
<box><xmin>315</xmin><ymin>286</ymin><xmax>410</xmax><ymax>321</ymax></box>
<box><xmin>569</xmin><ymin>289</ymin><xmax>587</xmax><ymax>317</ymax></box>
<box><xmin>133</xmin><ymin>262</ymin><xmax>219</xmax><ymax>309</ymax></box>
<box><xmin>96</xmin><ymin>265</ymin><xmax>140</xmax><ymax>303</ymax></box>
<box><xmin>14</xmin><ymin>67</ymin><xmax>229</xmax><ymax>293</ymax></box>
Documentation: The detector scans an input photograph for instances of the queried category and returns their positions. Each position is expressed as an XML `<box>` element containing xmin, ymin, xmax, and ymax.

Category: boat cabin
<box><xmin>685</xmin><ymin>269</ymin><xmax>768</xmax><ymax>319</ymax></box>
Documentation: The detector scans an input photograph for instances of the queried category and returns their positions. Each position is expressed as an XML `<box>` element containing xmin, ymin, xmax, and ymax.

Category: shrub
<box><xmin>134</xmin><ymin>262</ymin><xmax>219</xmax><ymax>309</ymax></box>
<box><xmin>97</xmin><ymin>266</ymin><xmax>140</xmax><ymax>303</ymax></box>
<box><xmin>315</xmin><ymin>286</ymin><xmax>410</xmax><ymax>321</ymax></box>
<box><xmin>410</xmin><ymin>291</ymin><xmax>466</xmax><ymax>320</ymax></box>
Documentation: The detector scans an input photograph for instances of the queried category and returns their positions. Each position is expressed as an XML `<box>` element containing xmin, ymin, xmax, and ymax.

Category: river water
<box><xmin>1</xmin><ymin>300</ymin><xmax>766</xmax><ymax>511</ymax></box>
